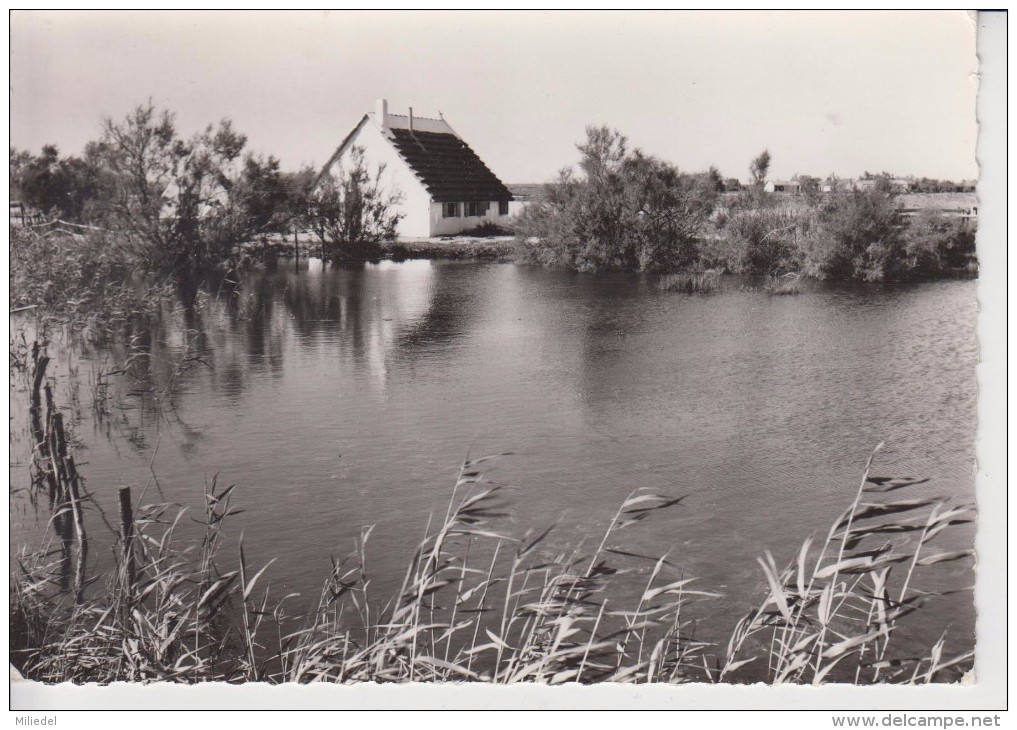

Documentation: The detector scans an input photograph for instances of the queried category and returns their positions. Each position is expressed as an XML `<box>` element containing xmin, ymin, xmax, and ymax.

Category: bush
<box><xmin>701</xmin><ymin>168</ymin><xmax>977</xmax><ymax>283</ymax></box>
<box><xmin>451</xmin><ymin>222</ymin><xmax>514</xmax><ymax>238</ymax></box>
<box><xmin>308</xmin><ymin>146</ymin><xmax>403</xmax><ymax>263</ymax></box>
<box><xmin>904</xmin><ymin>210</ymin><xmax>977</xmax><ymax>277</ymax></box>
<box><xmin>805</xmin><ymin>183</ymin><xmax>909</xmax><ymax>282</ymax></box>
<box><xmin>26</xmin><ymin>103</ymin><xmax>309</xmax><ymax>276</ymax></box>
<box><xmin>721</xmin><ymin>201</ymin><xmax>810</xmax><ymax>275</ymax></box>
<box><xmin>516</xmin><ymin>127</ymin><xmax>717</xmax><ymax>273</ymax></box>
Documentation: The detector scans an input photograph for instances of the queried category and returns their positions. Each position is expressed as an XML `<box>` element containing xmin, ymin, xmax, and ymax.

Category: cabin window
<box><xmin>499</xmin><ymin>200</ymin><xmax>510</xmax><ymax>216</ymax></box>
<box><xmin>442</xmin><ymin>202</ymin><xmax>460</xmax><ymax>218</ymax></box>
<box><xmin>465</xmin><ymin>201</ymin><xmax>489</xmax><ymax>217</ymax></box>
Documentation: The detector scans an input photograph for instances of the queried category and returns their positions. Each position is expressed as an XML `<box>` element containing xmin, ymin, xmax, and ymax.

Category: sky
<box><xmin>9</xmin><ymin>10</ymin><xmax>980</xmax><ymax>184</ymax></box>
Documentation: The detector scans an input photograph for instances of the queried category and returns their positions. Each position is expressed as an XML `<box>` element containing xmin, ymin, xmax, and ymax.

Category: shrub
<box><xmin>805</xmin><ymin>183</ymin><xmax>909</xmax><ymax>282</ymax></box>
<box><xmin>904</xmin><ymin>210</ymin><xmax>977</xmax><ymax>277</ymax></box>
<box><xmin>308</xmin><ymin>146</ymin><xmax>403</xmax><ymax>263</ymax></box>
<box><xmin>723</xmin><ymin>202</ymin><xmax>809</xmax><ymax>275</ymax></box>
<box><xmin>452</xmin><ymin>222</ymin><xmax>514</xmax><ymax>238</ymax></box>
<box><xmin>45</xmin><ymin>102</ymin><xmax>306</xmax><ymax>275</ymax></box>
<box><xmin>516</xmin><ymin>127</ymin><xmax>717</xmax><ymax>273</ymax></box>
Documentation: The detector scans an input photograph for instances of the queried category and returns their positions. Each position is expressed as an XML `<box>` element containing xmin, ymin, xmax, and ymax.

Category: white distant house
<box><xmin>316</xmin><ymin>99</ymin><xmax>516</xmax><ymax>238</ymax></box>
<box><xmin>764</xmin><ymin>180</ymin><xmax>803</xmax><ymax>194</ymax></box>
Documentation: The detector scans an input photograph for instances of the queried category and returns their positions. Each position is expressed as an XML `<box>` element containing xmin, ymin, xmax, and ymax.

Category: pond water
<box><xmin>9</xmin><ymin>259</ymin><xmax>979</xmax><ymax>666</ymax></box>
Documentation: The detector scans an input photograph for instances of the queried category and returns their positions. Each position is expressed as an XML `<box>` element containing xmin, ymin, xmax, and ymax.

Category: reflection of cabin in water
<box><xmin>317</xmin><ymin>99</ymin><xmax>517</xmax><ymax>238</ymax></box>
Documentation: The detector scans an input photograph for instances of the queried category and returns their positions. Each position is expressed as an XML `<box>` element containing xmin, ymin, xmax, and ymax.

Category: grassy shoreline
<box><xmin>241</xmin><ymin>231</ymin><xmax>517</xmax><ymax>262</ymax></box>
<box><xmin>241</xmin><ymin>233</ymin><xmax>977</xmax><ymax>281</ymax></box>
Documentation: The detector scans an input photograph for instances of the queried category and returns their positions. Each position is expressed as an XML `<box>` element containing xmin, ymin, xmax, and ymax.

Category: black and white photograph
<box><xmin>7</xmin><ymin>9</ymin><xmax>1006</xmax><ymax>715</ymax></box>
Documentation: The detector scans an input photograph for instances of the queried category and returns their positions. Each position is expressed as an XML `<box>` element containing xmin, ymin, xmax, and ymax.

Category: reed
<box><xmin>11</xmin><ymin>423</ymin><xmax>974</xmax><ymax>685</ymax></box>
<box><xmin>721</xmin><ymin>444</ymin><xmax>974</xmax><ymax>685</ymax></box>
<box><xmin>763</xmin><ymin>272</ymin><xmax>803</xmax><ymax>296</ymax></box>
<box><xmin>658</xmin><ymin>270</ymin><xmax>722</xmax><ymax>295</ymax></box>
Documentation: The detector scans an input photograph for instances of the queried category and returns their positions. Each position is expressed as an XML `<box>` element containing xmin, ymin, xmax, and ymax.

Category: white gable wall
<box><xmin>327</xmin><ymin>120</ymin><xmax>433</xmax><ymax>238</ymax></box>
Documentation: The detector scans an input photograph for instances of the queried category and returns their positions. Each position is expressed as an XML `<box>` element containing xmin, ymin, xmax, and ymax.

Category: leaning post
<box><xmin>118</xmin><ymin>486</ymin><xmax>136</xmax><ymax>594</ymax></box>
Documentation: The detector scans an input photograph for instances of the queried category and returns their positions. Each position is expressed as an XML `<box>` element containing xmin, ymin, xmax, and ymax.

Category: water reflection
<box><xmin>391</xmin><ymin>265</ymin><xmax>469</xmax><ymax>346</ymax></box>
<box><xmin>130</xmin><ymin>260</ymin><xmax>504</xmax><ymax>404</ymax></box>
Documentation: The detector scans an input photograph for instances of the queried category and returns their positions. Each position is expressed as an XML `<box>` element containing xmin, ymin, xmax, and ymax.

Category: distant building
<box><xmin>764</xmin><ymin>180</ymin><xmax>803</xmax><ymax>194</ymax></box>
<box><xmin>316</xmin><ymin>99</ymin><xmax>515</xmax><ymax>238</ymax></box>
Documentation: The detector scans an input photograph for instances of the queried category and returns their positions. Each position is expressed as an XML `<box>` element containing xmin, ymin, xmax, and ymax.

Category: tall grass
<box><xmin>9</xmin><ymin>226</ymin><xmax>175</xmax><ymax>338</ymax></box>
<box><xmin>763</xmin><ymin>272</ymin><xmax>803</xmax><ymax>296</ymax></box>
<box><xmin>12</xmin><ymin>476</ymin><xmax>258</xmax><ymax>683</ymax></box>
<box><xmin>658</xmin><ymin>270</ymin><xmax>722</xmax><ymax>295</ymax></box>
<box><xmin>721</xmin><ymin>444</ymin><xmax>974</xmax><ymax>684</ymax></box>
<box><xmin>11</xmin><ymin>441</ymin><xmax>974</xmax><ymax>685</ymax></box>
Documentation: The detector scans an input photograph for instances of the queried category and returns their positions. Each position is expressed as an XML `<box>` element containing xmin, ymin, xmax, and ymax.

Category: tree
<box><xmin>308</xmin><ymin>146</ymin><xmax>403</xmax><ymax>262</ymax></box>
<box><xmin>703</xmin><ymin>166</ymin><xmax>725</xmax><ymax>194</ymax></box>
<box><xmin>232</xmin><ymin>154</ymin><xmax>292</xmax><ymax>236</ymax></box>
<box><xmin>170</xmin><ymin>119</ymin><xmax>250</xmax><ymax>268</ymax></box>
<box><xmin>12</xmin><ymin>145</ymin><xmax>100</xmax><ymax>221</ymax></box>
<box><xmin>516</xmin><ymin>126</ymin><xmax>717</xmax><ymax>273</ymax></box>
<box><xmin>823</xmin><ymin>174</ymin><xmax>845</xmax><ymax>194</ymax></box>
<box><xmin>625</xmin><ymin>151</ymin><xmax>718</xmax><ymax>271</ymax></box>
<box><xmin>749</xmin><ymin>150</ymin><xmax>771</xmax><ymax>189</ymax></box>
<box><xmin>277</xmin><ymin>165</ymin><xmax>318</xmax><ymax>232</ymax></box>
<box><xmin>88</xmin><ymin>102</ymin><xmax>263</xmax><ymax>272</ymax></box>
<box><xmin>88</xmin><ymin>102</ymin><xmax>181</xmax><ymax>252</ymax></box>
<box><xmin>796</xmin><ymin>175</ymin><xmax>822</xmax><ymax>199</ymax></box>
<box><xmin>10</xmin><ymin>147</ymin><xmax>33</xmax><ymax>197</ymax></box>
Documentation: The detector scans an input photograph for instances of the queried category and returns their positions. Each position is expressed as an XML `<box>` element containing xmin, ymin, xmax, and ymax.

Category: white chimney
<box><xmin>375</xmin><ymin>98</ymin><xmax>388</xmax><ymax>130</ymax></box>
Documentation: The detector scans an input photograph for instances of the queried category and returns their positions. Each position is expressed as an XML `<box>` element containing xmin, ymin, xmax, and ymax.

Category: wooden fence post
<box><xmin>119</xmin><ymin>486</ymin><xmax>136</xmax><ymax>593</ymax></box>
<box><xmin>49</xmin><ymin>411</ymin><xmax>87</xmax><ymax>603</ymax></box>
